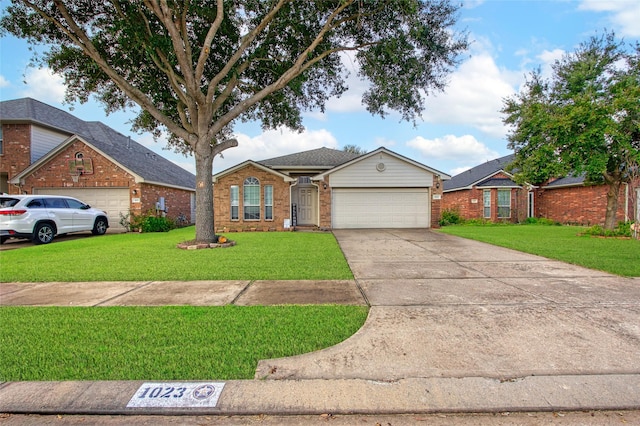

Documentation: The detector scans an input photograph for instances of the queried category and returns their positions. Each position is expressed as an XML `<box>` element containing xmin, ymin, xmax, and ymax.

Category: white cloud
<box><xmin>19</xmin><ymin>67</ymin><xmax>66</xmax><ymax>104</ymax></box>
<box><xmin>537</xmin><ymin>48</ymin><xmax>565</xmax><ymax>79</ymax></box>
<box><xmin>421</xmin><ymin>53</ymin><xmax>516</xmax><ymax>138</ymax></box>
<box><xmin>406</xmin><ymin>134</ymin><xmax>499</xmax><ymax>163</ymax></box>
<box><xmin>212</xmin><ymin>126</ymin><xmax>339</xmax><ymax>172</ymax></box>
<box><xmin>323</xmin><ymin>51</ymin><xmax>369</xmax><ymax>114</ymax></box>
<box><xmin>133</xmin><ymin>127</ymin><xmax>339</xmax><ymax>175</ymax></box>
<box><xmin>579</xmin><ymin>0</ymin><xmax>640</xmax><ymax>37</ymax></box>
<box><xmin>0</xmin><ymin>75</ymin><xmax>10</xmax><ymax>88</ymax></box>
<box><xmin>449</xmin><ymin>165</ymin><xmax>473</xmax><ymax>176</ymax></box>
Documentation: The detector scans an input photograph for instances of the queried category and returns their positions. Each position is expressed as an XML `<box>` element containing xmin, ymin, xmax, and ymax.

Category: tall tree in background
<box><xmin>1</xmin><ymin>0</ymin><xmax>467</xmax><ymax>242</ymax></box>
<box><xmin>343</xmin><ymin>144</ymin><xmax>367</xmax><ymax>155</ymax></box>
<box><xmin>502</xmin><ymin>32</ymin><xmax>640</xmax><ymax>230</ymax></box>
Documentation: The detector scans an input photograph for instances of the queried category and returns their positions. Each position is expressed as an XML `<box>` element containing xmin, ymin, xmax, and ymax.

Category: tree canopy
<box><xmin>502</xmin><ymin>32</ymin><xmax>640</xmax><ymax>229</ymax></box>
<box><xmin>343</xmin><ymin>144</ymin><xmax>367</xmax><ymax>155</ymax></box>
<box><xmin>2</xmin><ymin>0</ymin><xmax>468</xmax><ymax>242</ymax></box>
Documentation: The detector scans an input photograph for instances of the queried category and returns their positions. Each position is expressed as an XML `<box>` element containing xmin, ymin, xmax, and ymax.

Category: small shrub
<box><xmin>439</xmin><ymin>208</ymin><xmax>463</xmax><ymax>226</ymax></box>
<box><xmin>141</xmin><ymin>215</ymin><xmax>175</xmax><ymax>233</ymax></box>
<box><xmin>524</xmin><ymin>217</ymin><xmax>560</xmax><ymax>226</ymax></box>
<box><xmin>583</xmin><ymin>221</ymin><xmax>632</xmax><ymax>238</ymax></box>
<box><xmin>127</xmin><ymin>210</ymin><xmax>176</xmax><ymax>233</ymax></box>
<box><xmin>119</xmin><ymin>211</ymin><xmax>132</xmax><ymax>231</ymax></box>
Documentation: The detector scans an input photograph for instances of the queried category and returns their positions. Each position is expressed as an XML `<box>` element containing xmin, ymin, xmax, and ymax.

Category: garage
<box><xmin>332</xmin><ymin>188</ymin><xmax>430</xmax><ymax>229</ymax></box>
<box><xmin>34</xmin><ymin>187</ymin><xmax>130</xmax><ymax>232</ymax></box>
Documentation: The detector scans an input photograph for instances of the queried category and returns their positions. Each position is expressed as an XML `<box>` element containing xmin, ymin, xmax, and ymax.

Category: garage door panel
<box><xmin>332</xmin><ymin>188</ymin><xmax>430</xmax><ymax>229</ymax></box>
<box><xmin>34</xmin><ymin>188</ymin><xmax>129</xmax><ymax>231</ymax></box>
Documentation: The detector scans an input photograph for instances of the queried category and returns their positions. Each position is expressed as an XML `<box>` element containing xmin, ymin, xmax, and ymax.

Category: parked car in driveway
<box><xmin>0</xmin><ymin>195</ymin><xmax>109</xmax><ymax>244</ymax></box>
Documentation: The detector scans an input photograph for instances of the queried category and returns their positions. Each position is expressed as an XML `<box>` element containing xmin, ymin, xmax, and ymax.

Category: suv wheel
<box><xmin>33</xmin><ymin>222</ymin><xmax>55</xmax><ymax>244</ymax></box>
<box><xmin>92</xmin><ymin>217</ymin><xmax>108</xmax><ymax>235</ymax></box>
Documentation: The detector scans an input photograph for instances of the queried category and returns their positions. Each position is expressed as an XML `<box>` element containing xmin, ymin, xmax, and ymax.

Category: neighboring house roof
<box><xmin>258</xmin><ymin>147</ymin><xmax>360</xmax><ymax>170</ymax></box>
<box><xmin>476</xmin><ymin>177</ymin><xmax>520</xmax><ymax>188</ymax></box>
<box><xmin>443</xmin><ymin>154</ymin><xmax>516</xmax><ymax>192</ymax></box>
<box><xmin>545</xmin><ymin>174</ymin><xmax>587</xmax><ymax>188</ymax></box>
<box><xmin>1</xmin><ymin>98</ymin><xmax>195</xmax><ymax>190</ymax></box>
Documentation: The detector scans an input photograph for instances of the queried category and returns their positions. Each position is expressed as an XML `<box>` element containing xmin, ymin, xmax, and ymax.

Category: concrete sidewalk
<box><xmin>0</xmin><ymin>279</ymin><xmax>365</xmax><ymax>307</ymax></box>
<box><xmin>1</xmin><ymin>229</ymin><xmax>639</xmax><ymax>417</ymax></box>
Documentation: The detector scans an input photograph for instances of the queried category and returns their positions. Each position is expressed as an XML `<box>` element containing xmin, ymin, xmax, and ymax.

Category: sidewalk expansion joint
<box><xmin>92</xmin><ymin>281</ymin><xmax>156</xmax><ymax>307</ymax></box>
<box><xmin>231</xmin><ymin>280</ymin><xmax>254</xmax><ymax>305</ymax></box>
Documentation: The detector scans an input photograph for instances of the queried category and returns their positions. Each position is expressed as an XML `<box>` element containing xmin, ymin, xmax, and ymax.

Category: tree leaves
<box><xmin>502</xmin><ymin>31</ymin><xmax>640</xmax><ymax>229</ymax></box>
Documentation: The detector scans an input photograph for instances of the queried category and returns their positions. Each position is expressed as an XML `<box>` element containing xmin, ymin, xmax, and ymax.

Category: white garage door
<box><xmin>332</xmin><ymin>188</ymin><xmax>430</xmax><ymax>229</ymax></box>
<box><xmin>34</xmin><ymin>188</ymin><xmax>130</xmax><ymax>232</ymax></box>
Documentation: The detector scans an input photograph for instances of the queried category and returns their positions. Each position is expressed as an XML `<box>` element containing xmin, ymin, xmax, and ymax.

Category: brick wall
<box><xmin>442</xmin><ymin>187</ymin><xmax>526</xmax><ymax>223</ymax></box>
<box><xmin>1</xmin><ymin>124</ymin><xmax>32</xmax><ymax>194</ymax></box>
<box><xmin>213</xmin><ymin>164</ymin><xmax>291</xmax><ymax>232</ymax></box>
<box><xmin>318</xmin><ymin>179</ymin><xmax>331</xmax><ymax>229</ymax></box>
<box><xmin>139</xmin><ymin>183</ymin><xmax>193</xmax><ymax>223</ymax></box>
<box><xmin>536</xmin><ymin>184</ymin><xmax>628</xmax><ymax>226</ymax></box>
<box><xmin>431</xmin><ymin>175</ymin><xmax>444</xmax><ymax>228</ymax></box>
<box><xmin>12</xmin><ymin>138</ymin><xmax>193</xmax><ymax>224</ymax></box>
<box><xmin>21</xmin><ymin>140</ymin><xmax>135</xmax><ymax>191</ymax></box>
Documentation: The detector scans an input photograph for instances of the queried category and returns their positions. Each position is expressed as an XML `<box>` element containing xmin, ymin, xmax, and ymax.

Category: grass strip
<box><xmin>438</xmin><ymin>224</ymin><xmax>640</xmax><ymax>277</ymax></box>
<box><xmin>0</xmin><ymin>305</ymin><xmax>368</xmax><ymax>381</ymax></box>
<box><xmin>0</xmin><ymin>228</ymin><xmax>353</xmax><ymax>282</ymax></box>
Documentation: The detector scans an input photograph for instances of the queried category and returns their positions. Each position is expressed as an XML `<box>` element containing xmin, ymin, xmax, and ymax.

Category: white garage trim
<box><xmin>34</xmin><ymin>187</ymin><xmax>130</xmax><ymax>231</ymax></box>
<box><xmin>332</xmin><ymin>188</ymin><xmax>430</xmax><ymax>229</ymax></box>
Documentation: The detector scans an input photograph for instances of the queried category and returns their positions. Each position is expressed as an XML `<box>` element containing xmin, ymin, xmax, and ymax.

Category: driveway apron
<box><xmin>255</xmin><ymin>229</ymin><xmax>640</xmax><ymax>381</ymax></box>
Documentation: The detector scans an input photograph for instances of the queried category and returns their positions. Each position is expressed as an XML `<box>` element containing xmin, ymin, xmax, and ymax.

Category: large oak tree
<box><xmin>502</xmin><ymin>32</ymin><xmax>640</xmax><ymax>230</ymax></box>
<box><xmin>2</xmin><ymin>0</ymin><xmax>468</xmax><ymax>242</ymax></box>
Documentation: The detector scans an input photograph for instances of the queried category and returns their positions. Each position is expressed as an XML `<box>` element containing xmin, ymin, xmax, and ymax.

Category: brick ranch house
<box><xmin>0</xmin><ymin>98</ymin><xmax>196</xmax><ymax>231</ymax></box>
<box><xmin>442</xmin><ymin>154</ymin><xmax>637</xmax><ymax>226</ymax></box>
<box><xmin>213</xmin><ymin>146</ymin><xmax>449</xmax><ymax>231</ymax></box>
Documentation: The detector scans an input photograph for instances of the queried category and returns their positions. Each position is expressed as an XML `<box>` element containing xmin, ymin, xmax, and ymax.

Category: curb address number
<box><xmin>127</xmin><ymin>382</ymin><xmax>225</xmax><ymax>408</ymax></box>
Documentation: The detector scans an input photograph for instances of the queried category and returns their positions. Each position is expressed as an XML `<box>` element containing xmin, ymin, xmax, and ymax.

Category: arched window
<box><xmin>243</xmin><ymin>177</ymin><xmax>260</xmax><ymax>220</ymax></box>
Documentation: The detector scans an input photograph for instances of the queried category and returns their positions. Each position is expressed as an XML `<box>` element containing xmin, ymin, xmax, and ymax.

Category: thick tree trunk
<box><xmin>604</xmin><ymin>180</ymin><xmax>622</xmax><ymax>230</ymax></box>
<box><xmin>194</xmin><ymin>148</ymin><xmax>216</xmax><ymax>243</ymax></box>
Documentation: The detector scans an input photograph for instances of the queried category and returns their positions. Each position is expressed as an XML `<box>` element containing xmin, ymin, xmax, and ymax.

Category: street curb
<box><xmin>1</xmin><ymin>374</ymin><xmax>639</xmax><ymax>416</ymax></box>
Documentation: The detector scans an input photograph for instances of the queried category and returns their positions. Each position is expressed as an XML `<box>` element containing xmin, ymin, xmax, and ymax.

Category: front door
<box><xmin>297</xmin><ymin>186</ymin><xmax>317</xmax><ymax>225</ymax></box>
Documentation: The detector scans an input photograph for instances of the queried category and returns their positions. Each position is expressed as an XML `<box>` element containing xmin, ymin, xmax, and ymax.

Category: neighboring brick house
<box><xmin>0</xmin><ymin>98</ymin><xmax>196</xmax><ymax>231</ymax></box>
<box><xmin>443</xmin><ymin>154</ymin><xmax>636</xmax><ymax>226</ymax></box>
<box><xmin>213</xmin><ymin>146</ymin><xmax>449</xmax><ymax>231</ymax></box>
<box><xmin>442</xmin><ymin>155</ymin><xmax>529</xmax><ymax>223</ymax></box>
<box><xmin>535</xmin><ymin>175</ymin><xmax>631</xmax><ymax>226</ymax></box>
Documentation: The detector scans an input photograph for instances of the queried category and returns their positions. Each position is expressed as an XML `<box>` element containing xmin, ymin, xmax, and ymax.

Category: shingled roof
<box><xmin>1</xmin><ymin>98</ymin><xmax>195</xmax><ymax>190</ymax></box>
<box><xmin>258</xmin><ymin>147</ymin><xmax>360</xmax><ymax>169</ymax></box>
<box><xmin>443</xmin><ymin>154</ymin><xmax>516</xmax><ymax>191</ymax></box>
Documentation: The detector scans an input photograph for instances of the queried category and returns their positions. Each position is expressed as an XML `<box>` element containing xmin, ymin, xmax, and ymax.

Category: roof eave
<box><xmin>213</xmin><ymin>160</ymin><xmax>297</xmax><ymax>183</ymax></box>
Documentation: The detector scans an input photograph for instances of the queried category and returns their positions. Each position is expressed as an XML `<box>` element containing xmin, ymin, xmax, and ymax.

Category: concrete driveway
<box><xmin>256</xmin><ymin>229</ymin><xmax>640</xmax><ymax>382</ymax></box>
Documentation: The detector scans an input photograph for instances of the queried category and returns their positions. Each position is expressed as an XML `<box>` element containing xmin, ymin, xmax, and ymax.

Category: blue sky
<box><xmin>1</xmin><ymin>0</ymin><xmax>639</xmax><ymax>177</ymax></box>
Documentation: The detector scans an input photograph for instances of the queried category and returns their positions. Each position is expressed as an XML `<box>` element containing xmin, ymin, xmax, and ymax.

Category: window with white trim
<box><xmin>264</xmin><ymin>185</ymin><xmax>273</xmax><ymax>220</ymax></box>
<box><xmin>483</xmin><ymin>190</ymin><xmax>491</xmax><ymax>218</ymax></box>
<box><xmin>497</xmin><ymin>189</ymin><xmax>511</xmax><ymax>218</ymax></box>
<box><xmin>230</xmin><ymin>185</ymin><xmax>239</xmax><ymax>220</ymax></box>
<box><xmin>243</xmin><ymin>177</ymin><xmax>260</xmax><ymax>220</ymax></box>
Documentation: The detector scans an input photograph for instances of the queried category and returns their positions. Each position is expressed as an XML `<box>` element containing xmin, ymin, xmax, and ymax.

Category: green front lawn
<box><xmin>0</xmin><ymin>305</ymin><xmax>368</xmax><ymax>381</ymax></box>
<box><xmin>0</xmin><ymin>228</ymin><xmax>364</xmax><ymax>381</ymax></box>
<box><xmin>0</xmin><ymin>227</ymin><xmax>353</xmax><ymax>282</ymax></box>
<box><xmin>438</xmin><ymin>224</ymin><xmax>640</xmax><ymax>277</ymax></box>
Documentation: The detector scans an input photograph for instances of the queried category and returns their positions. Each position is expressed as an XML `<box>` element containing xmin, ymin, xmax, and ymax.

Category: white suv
<box><xmin>0</xmin><ymin>195</ymin><xmax>109</xmax><ymax>244</ymax></box>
